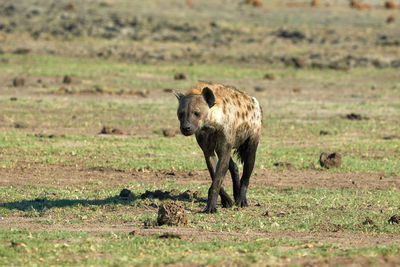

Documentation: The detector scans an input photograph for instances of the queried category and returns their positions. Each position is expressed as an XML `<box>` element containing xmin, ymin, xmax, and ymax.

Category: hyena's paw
<box><xmin>235</xmin><ymin>197</ymin><xmax>248</xmax><ymax>208</ymax></box>
<box><xmin>221</xmin><ymin>196</ymin><xmax>234</xmax><ymax>208</ymax></box>
<box><xmin>202</xmin><ymin>206</ymin><xmax>217</xmax><ymax>214</ymax></box>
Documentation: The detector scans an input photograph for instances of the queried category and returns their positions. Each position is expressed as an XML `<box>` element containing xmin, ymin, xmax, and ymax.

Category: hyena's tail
<box><xmin>234</xmin><ymin>137</ymin><xmax>258</xmax><ymax>164</ymax></box>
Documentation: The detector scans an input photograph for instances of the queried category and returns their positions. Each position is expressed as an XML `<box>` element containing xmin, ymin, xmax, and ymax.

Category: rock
<box><xmin>319</xmin><ymin>152</ymin><xmax>342</xmax><ymax>168</ymax></box>
<box><xmin>276</xmin><ymin>29</ymin><xmax>306</xmax><ymax>40</ymax></box>
<box><xmin>254</xmin><ymin>87</ymin><xmax>266</xmax><ymax>92</ymax></box>
<box><xmin>319</xmin><ymin>130</ymin><xmax>330</xmax><ymax>135</ymax></box>
<box><xmin>13</xmin><ymin>48</ymin><xmax>30</xmax><ymax>54</ymax></box>
<box><xmin>291</xmin><ymin>57</ymin><xmax>305</xmax><ymax>68</ymax></box>
<box><xmin>159</xmin><ymin>232</ymin><xmax>182</xmax><ymax>239</ymax></box>
<box><xmin>311</xmin><ymin>0</ymin><xmax>320</xmax><ymax>7</ymax></box>
<box><xmin>157</xmin><ymin>201</ymin><xmax>188</xmax><ymax>226</ymax></box>
<box><xmin>362</xmin><ymin>217</ymin><xmax>375</xmax><ymax>225</ymax></box>
<box><xmin>263</xmin><ymin>73</ymin><xmax>276</xmax><ymax>80</ymax></box>
<box><xmin>388</xmin><ymin>214</ymin><xmax>400</xmax><ymax>224</ymax></box>
<box><xmin>13</xmin><ymin>122</ymin><xmax>28</xmax><ymax>129</ymax></box>
<box><xmin>345</xmin><ymin>113</ymin><xmax>369</xmax><ymax>120</ymax></box>
<box><xmin>100</xmin><ymin>126</ymin><xmax>123</xmax><ymax>135</ymax></box>
<box><xmin>63</xmin><ymin>75</ymin><xmax>72</xmax><ymax>84</ymax></box>
<box><xmin>385</xmin><ymin>1</ymin><xmax>396</xmax><ymax>9</ymax></box>
<box><xmin>162</xmin><ymin>129</ymin><xmax>175</xmax><ymax>137</ymax></box>
<box><xmin>13</xmin><ymin>77</ymin><xmax>25</xmax><ymax>87</ymax></box>
<box><xmin>56</xmin><ymin>87</ymin><xmax>73</xmax><ymax>94</ymax></box>
<box><xmin>350</xmin><ymin>0</ymin><xmax>370</xmax><ymax>9</ymax></box>
<box><xmin>119</xmin><ymin>189</ymin><xmax>134</xmax><ymax>200</ymax></box>
<box><xmin>174</xmin><ymin>73</ymin><xmax>186</xmax><ymax>80</ymax></box>
<box><xmin>386</xmin><ymin>16</ymin><xmax>395</xmax><ymax>24</ymax></box>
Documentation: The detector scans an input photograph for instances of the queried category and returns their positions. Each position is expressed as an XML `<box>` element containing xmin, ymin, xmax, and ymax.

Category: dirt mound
<box><xmin>119</xmin><ymin>189</ymin><xmax>135</xmax><ymax>200</ymax></box>
<box><xmin>345</xmin><ymin>113</ymin><xmax>369</xmax><ymax>120</ymax></box>
<box><xmin>13</xmin><ymin>77</ymin><xmax>25</xmax><ymax>87</ymax></box>
<box><xmin>319</xmin><ymin>152</ymin><xmax>342</xmax><ymax>168</ymax></box>
<box><xmin>388</xmin><ymin>215</ymin><xmax>400</xmax><ymax>224</ymax></box>
<box><xmin>100</xmin><ymin>126</ymin><xmax>123</xmax><ymax>135</ymax></box>
<box><xmin>385</xmin><ymin>1</ymin><xmax>396</xmax><ymax>9</ymax></box>
<box><xmin>162</xmin><ymin>129</ymin><xmax>176</xmax><ymax>137</ymax></box>
<box><xmin>311</xmin><ymin>0</ymin><xmax>320</xmax><ymax>7</ymax></box>
<box><xmin>157</xmin><ymin>201</ymin><xmax>187</xmax><ymax>226</ymax></box>
<box><xmin>174</xmin><ymin>73</ymin><xmax>187</xmax><ymax>80</ymax></box>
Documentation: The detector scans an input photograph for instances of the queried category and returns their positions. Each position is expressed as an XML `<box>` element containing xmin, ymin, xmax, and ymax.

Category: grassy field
<box><xmin>1</xmin><ymin>0</ymin><xmax>400</xmax><ymax>266</ymax></box>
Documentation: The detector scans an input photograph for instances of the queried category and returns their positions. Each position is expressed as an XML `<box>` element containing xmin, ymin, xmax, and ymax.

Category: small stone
<box><xmin>100</xmin><ymin>126</ymin><xmax>123</xmax><ymax>135</ymax></box>
<box><xmin>319</xmin><ymin>130</ymin><xmax>330</xmax><ymax>135</ymax></box>
<box><xmin>388</xmin><ymin>214</ymin><xmax>400</xmax><ymax>224</ymax></box>
<box><xmin>263</xmin><ymin>73</ymin><xmax>276</xmax><ymax>80</ymax></box>
<box><xmin>311</xmin><ymin>0</ymin><xmax>320</xmax><ymax>7</ymax></box>
<box><xmin>254</xmin><ymin>87</ymin><xmax>266</xmax><ymax>92</ymax></box>
<box><xmin>13</xmin><ymin>77</ymin><xmax>25</xmax><ymax>87</ymax></box>
<box><xmin>319</xmin><ymin>152</ymin><xmax>342</xmax><ymax>168</ymax></box>
<box><xmin>119</xmin><ymin>189</ymin><xmax>134</xmax><ymax>200</ymax></box>
<box><xmin>386</xmin><ymin>16</ymin><xmax>395</xmax><ymax>24</ymax></box>
<box><xmin>63</xmin><ymin>75</ymin><xmax>72</xmax><ymax>84</ymax></box>
<box><xmin>385</xmin><ymin>1</ymin><xmax>396</xmax><ymax>9</ymax></box>
<box><xmin>162</xmin><ymin>129</ymin><xmax>175</xmax><ymax>137</ymax></box>
<box><xmin>174</xmin><ymin>73</ymin><xmax>186</xmax><ymax>80</ymax></box>
<box><xmin>362</xmin><ymin>217</ymin><xmax>375</xmax><ymax>225</ymax></box>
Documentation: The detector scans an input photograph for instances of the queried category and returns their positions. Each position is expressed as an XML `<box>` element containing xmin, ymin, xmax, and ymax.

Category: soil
<box><xmin>1</xmin><ymin>166</ymin><xmax>398</xmax><ymax>190</ymax></box>
<box><xmin>0</xmin><ymin>216</ymin><xmax>398</xmax><ymax>249</ymax></box>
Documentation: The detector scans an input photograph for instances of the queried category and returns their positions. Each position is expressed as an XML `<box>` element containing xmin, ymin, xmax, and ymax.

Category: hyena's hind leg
<box><xmin>229</xmin><ymin>158</ymin><xmax>240</xmax><ymax>202</ymax></box>
<box><xmin>235</xmin><ymin>138</ymin><xmax>259</xmax><ymax>207</ymax></box>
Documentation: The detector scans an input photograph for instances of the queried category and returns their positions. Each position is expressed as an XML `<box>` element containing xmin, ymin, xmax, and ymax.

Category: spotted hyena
<box><xmin>175</xmin><ymin>81</ymin><xmax>262</xmax><ymax>213</ymax></box>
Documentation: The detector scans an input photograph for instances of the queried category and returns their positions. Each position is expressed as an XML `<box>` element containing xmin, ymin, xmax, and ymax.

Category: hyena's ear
<box><xmin>201</xmin><ymin>87</ymin><xmax>215</xmax><ymax>108</ymax></box>
<box><xmin>173</xmin><ymin>90</ymin><xmax>184</xmax><ymax>101</ymax></box>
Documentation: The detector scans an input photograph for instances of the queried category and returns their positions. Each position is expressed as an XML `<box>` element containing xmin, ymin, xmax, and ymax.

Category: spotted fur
<box><xmin>175</xmin><ymin>81</ymin><xmax>262</xmax><ymax>213</ymax></box>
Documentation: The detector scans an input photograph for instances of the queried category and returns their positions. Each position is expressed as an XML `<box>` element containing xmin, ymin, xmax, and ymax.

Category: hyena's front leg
<box><xmin>204</xmin><ymin>153</ymin><xmax>234</xmax><ymax>209</ymax></box>
<box><xmin>204</xmin><ymin>145</ymin><xmax>232</xmax><ymax>213</ymax></box>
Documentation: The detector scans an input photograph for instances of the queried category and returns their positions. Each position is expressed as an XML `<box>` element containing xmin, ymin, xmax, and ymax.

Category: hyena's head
<box><xmin>175</xmin><ymin>87</ymin><xmax>215</xmax><ymax>136</ymax></box>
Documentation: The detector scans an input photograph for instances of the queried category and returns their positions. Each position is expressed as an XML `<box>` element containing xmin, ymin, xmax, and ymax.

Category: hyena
<box><xmin>175</xmin><ymin>81</ymin><xmax>262</xmax><ymax>213</ymax></box>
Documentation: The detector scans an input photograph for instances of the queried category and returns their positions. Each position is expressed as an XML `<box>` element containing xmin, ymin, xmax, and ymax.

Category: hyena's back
<box><xmin>188</xmin><ymin>81</ymin><xmax>262</xmax><ymax>149</ymax></box>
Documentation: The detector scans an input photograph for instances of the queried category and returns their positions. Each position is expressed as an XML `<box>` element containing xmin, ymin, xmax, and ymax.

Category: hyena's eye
<box><xmin>193</xmin><ymin>111</ymin><xmax>201</xmax><ymax>118</ymax></box>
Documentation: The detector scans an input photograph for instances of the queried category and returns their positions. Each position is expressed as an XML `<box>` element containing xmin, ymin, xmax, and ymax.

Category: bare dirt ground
<box><xmin>1</xmin><ymin>166</ymin><xmax>399</xmax><ymax>250</ymax></box>
<box><xmin>1</xmin><ymin>166</ymin><xmax>398</xmax><ymax>190</ymax></box>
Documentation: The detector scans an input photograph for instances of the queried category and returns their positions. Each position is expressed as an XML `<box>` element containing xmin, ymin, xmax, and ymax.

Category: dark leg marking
<box><xmin>229</xmin><ymin>158</ymin><xmax>240</xmax><ymax>202</ymax></box>
<box><xmin>235</xmin><ymin>140</ymin><xmax>258</xmax><ymax>208</ymax></box>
